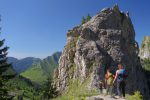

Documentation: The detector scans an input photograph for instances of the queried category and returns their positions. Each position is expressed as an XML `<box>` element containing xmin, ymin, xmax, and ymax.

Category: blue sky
<box><xmin>0</xmin><ymin>0</ymin><xmax>150</xmax><ymax>59</ymax></box>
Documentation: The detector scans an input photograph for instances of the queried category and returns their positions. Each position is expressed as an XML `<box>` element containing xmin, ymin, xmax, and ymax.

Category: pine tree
<box><xmin>86</xmin><ymin>14</ymin><xmax>91</xmax><ymax>22</ymax></box>
<box><xmin>0</xmin><ymin>16</ymin><xmax>14</xmax><ymax>100</ymax></box>
<box><xmin>81</xmin><ymin>16</ymin><xmax>86</xmax><ymax>25</ymax></box>
<box><xmin>42</xmin><ymin>76</ymin><xmax>58</xmax><ymax>99</ymax></box>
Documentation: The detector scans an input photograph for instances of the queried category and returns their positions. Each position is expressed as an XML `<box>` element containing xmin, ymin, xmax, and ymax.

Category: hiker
<box><xmin>113</xmin><ymin>64</ymin><xmax>127</xmax><ymax>99</ymax></box>
<box><xmin>99</xmin><ymin>80</ymin><xmax>103</xmax><ymax>94</ymax></box>
<box><xmin>105</xmin><ymin>69</ymin><xmax>115</xmax><ymax>97</ymax></box>
<box><xmin>99</xmin><ymin>79</ymin><xmax>106</xmax><ymax>94</ymax></box>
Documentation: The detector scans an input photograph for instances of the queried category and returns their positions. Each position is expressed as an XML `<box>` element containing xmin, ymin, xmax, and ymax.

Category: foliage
<box><xmin>68</xmin><ymin>63</ymin><xmax>76</xmax><ymax>77</ymax></box>
<box><xmin>5</xmin><ymin>52</ymin><xmax>61</xmax><ymax>99</ymax></box>
<box><xmin>53</xmin><ymin>78</ymin><xmax>99</xmax><ymax>100</ymax></box>
<box><xmin>65</xmin><ymin>36</ymin><xmax>79</xmax><ymax>64</ymax></box>
<box><xmin>142</xmin><ymin>58</ymin><xmax>150</xmax><ymax>71</ymax></box>
<box><xmin>81</xmin><ymin>14</ymin><xmax>91</xmax><ymax>25</ymax></box>
<box><xmin>66</xmin><ymin>36</ymin><xmax>79</xmax><ymax>49</ymax></box>
<box><xmin>6</xmin><ymin>75</ymin><xmax>43</xmax><ymax>100</ymax></box>
<box><xmin>141</xmin><ymin>43</ymin><xmax>145</xmax><ymax>49</ymax></box>
<box><xmin>141</xmin><ymin>37</ymin><xmax>150</xmax><ymax>50</ymax></box>
<box><xmin>127</xmin><ymin>91</ymin><xmax>143</xmax><ymax>100</ymax></box>
<box><xmin>81</xmin><ymin>16</ymin><xmax>86</xmax><ymax>25</ymax></box>
<box><xmin>0</xmin><ymin>18</ymin><xmax>15</xmax><ymax>100</ymax></box>
<box><xmin>21</xmin><ymin>63</ymin><xmax>47</xmax><ymax>84</ymax></box>
<box><xmin>86</xmin><ymin>14</ymin><xmax>91</xmax><ymax>22</ymax></box>
<box><xmin>42</xmin><ymin>76</ymin><xmax>58</xmax><ymax>99</ymax></box>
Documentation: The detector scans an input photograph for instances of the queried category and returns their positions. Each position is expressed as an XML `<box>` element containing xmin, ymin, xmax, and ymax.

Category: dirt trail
<box><xmin>86</xmin><ymin>95</ymin><xmax>126</xmax><ymax>100</ymax></box>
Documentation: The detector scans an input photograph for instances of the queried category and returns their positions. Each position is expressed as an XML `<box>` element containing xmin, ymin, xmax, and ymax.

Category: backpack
<box><xmin>117</xmin><ymin>69</ymin><xmax>127</xmax><ymax>82</ymax></box>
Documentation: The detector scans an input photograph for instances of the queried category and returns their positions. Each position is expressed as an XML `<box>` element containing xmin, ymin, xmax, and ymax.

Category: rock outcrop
<box><xmin>54</xmin><ymin>5</ymin><xmax>149</xmax><ymax>98</ymax></box>
<box><xmin>139</xmin><ymin>36</ymin><xmax>150</xmax><ymax>59</ymax></box>
<box><xmin>139</xmin><ymin>36</ymin><xmax>150</xmax><ymax>94</ymax></box>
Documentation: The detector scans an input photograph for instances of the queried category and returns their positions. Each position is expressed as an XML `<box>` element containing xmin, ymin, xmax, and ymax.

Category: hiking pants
<box><xmin>106</xmin><ymin>85</ymin><xmax>113</xmax><ymax>96</ymax></box>
<box><xmin>117</xmin><ymin>81</ymin><xmax>125</xmax><ymax>97</ymax></box>
<box><xmin>99</xmin><ymin>83</ymin><xmax>103</xmax><ymax>94</ymax></box>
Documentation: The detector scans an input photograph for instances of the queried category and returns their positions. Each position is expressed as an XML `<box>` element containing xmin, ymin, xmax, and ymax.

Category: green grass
<box><xmin>126</xmin><ymin>91</ymin><xmax>143</xmax><ymax>100</ymax></box>
<box><xmin>53</xmin><ymin>77</ymin><xmax>99</xmax><ymax>100</ymax></box>
<box><xmin>21</xmin><ymin>64</ymin><xmax>47</xmax><ymax>85</ymax></box>
<box><xmin>20</xmin><ymin>52</ymin><xmax>61</xmax><ymax>85</ymax></box>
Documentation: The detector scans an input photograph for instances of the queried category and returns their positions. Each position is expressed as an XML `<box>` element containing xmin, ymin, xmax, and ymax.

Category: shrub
<box><xmin>42</xmin><ymin>76</ymin><xmax>58</xmax><ymax>99</ymax></box>
<box><xmin>127</xmin><ymin>91</ymin><xmax>143</xmax><ymax>100</ymax></box>
<box><xmin>52</xmin><ymin>78</ymin><xmax>99</xmax><ymax>100</ymax></box>
<box><xmin>142</xmin><ymin>58</ymin><xmax>150</xmax><ymax>71</ymax></box>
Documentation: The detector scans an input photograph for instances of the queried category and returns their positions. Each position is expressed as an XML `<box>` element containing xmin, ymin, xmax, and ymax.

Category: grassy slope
<box><xmin>53</xmin><ymin>77</ymin><xmax>99</xmax><ymax>100</ymax></box>
<box><xmin>21</xmin><ymin>63</ymin><xmax>47</xmax><ymax>84</ymax></box>
<box><xmin>21</xmin><ymin>52</ymin><xmax>61</xmax><ymax>85</ymax></box>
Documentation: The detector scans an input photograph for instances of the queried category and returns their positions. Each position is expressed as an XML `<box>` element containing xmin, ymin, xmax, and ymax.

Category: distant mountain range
<box><xmin>8</xmin><ymin>52</ymin><xmax>61</xmax><ymax>84</ymax></box>
<box><xmin>8</xmin><ymin>57</ymin><xmax>41</xmax><ymax>73</ymax></box>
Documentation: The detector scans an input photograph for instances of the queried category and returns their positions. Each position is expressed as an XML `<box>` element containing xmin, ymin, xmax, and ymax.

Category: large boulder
<box><xmin>55</xmin><ymin>5</ymin><xmax>149</xmax><ymax>98</ymax></box>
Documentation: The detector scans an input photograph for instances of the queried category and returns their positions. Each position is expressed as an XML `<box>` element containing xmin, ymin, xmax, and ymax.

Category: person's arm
<box><xmin>112</xmin><ymin>75</ymin><xmax>115</xmax><ymax>78</ymax></box>
<box><xmin>105</xmin><ymin>74</ymin><xmax>108</xmax><ymax>80</ymax></box>
<box><xmin>113</xmin><ymin>70</ymin><xmax>118</xmax><ymax>84</ymax></box>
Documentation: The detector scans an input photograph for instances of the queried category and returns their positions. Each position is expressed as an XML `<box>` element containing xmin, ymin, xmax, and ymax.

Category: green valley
<box><xmin>21</xmin><ymin>52</ymin><xmax>61</xmax><ymax>85</ymax></box>
<box><xmin>4</xmin><ymin>52</ymin><xmax>61</xmax><ymax>100</ymax></box>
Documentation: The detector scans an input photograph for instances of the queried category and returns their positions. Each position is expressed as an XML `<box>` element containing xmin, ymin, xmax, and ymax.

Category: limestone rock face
<box><xmin>140</xmin><ymin>36</ymin><xmax>150</xmax><ymax>59</ymax></box>
<box><xmin>54</xmin><ymin>5</ymin><xmax>149</xmax><ymax>98</ymax></box>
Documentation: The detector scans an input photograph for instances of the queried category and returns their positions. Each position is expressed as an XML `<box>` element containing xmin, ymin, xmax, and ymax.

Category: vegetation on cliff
<box><xmin>53</xmin><ymin>77</ymin><xmax>99</xmax><ymax>100</ymax></box>
<box><xmin>81</xmin><ymin>14</ymin><xmax>91</xmax><ymax>25</ymax></box>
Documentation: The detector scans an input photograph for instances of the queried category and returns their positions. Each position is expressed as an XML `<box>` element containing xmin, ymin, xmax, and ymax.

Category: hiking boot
<box><xmin>104</xmin><ymin>93</ymin><xmax>108</xmax><ymax>96</ymax></box>
<box><xmin>114</xmin><ymin>95</ymin><xmax>121</xmax><ymax>99</ymax></box>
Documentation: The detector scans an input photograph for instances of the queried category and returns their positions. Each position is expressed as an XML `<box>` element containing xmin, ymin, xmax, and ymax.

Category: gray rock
<box><xmin>139</xmin><ymin>36</ymin><xmax>150</xmax><ymax>59</ymax></box>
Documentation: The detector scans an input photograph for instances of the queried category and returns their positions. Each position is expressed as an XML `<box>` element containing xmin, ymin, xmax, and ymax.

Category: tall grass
<box><xmin>53</xmin><ymin>78</ymin><xmax>99</xmax><ymax>100</ymax></box>
<box><xmin>126</xmin><ymin>91</ymin><xmax>143</xmax><ymax>100</ymax></box>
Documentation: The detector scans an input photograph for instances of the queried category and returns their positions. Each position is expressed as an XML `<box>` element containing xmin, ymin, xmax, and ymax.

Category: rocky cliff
<box><xmin>54</xmin><ymin>5</ymin><xmax>149</xmax><ymax>98</ymax></box>
<box><xmin>140</xmin><ymin>36</ymin><xmax>150</xmax><ymax>59</ymax></box>
<box><xmin>140</xmin><ymin>36</ymin><xmax>150</xmax><ymax>93</ymax></box>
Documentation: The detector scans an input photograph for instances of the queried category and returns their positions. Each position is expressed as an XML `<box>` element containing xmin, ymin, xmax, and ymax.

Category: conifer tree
<box><xmin>81</xmin><ymin>16</ymin><xmax>86</xmax><ymax>25</ymax></box>
<box><xmin>42</xmin><ymin>76</ymin><xmax>58</xmax><ymax>99</ymax></box>
<box><xmin>0</xmin><ymin>16</ymin><xmax>14</xmax><ymax>100</ymax></box>
<box><xmin>86</xmin><ymin>14</ymin><xmax>91</xmax><ymax>22</ymax></box>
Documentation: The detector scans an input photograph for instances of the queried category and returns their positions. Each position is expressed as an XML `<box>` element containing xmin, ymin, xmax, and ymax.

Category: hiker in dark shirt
<box><xmin>113</xmin><ymin>64</ymin><xmax>127</xmax><ymax>99</ymax></box>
